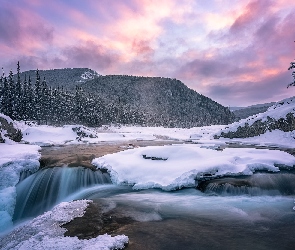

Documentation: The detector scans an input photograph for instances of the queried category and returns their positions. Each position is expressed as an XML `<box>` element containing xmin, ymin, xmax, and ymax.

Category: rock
<box><xmin>0</xmin><ymin>114</ymin><xmax>22</xmax><ymax>143</ymax></box>
<box><xmin>62</xmin><ymin>200</ymin><xmax>135</xmax><ymax>240</ymax></box>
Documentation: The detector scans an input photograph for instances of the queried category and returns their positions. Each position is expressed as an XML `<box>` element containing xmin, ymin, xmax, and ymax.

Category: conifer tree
<box><xmin>288</xmin><ymin>60</ymin><xmax>295</xmax><ymax>88</ymax></box>
<box><xmin>6</xmin><ymin>70</ymin><xmax>15</xmax><ymax>118</ymax></box>
<box><xmin>0</xmin><ymin>77</ymin><xmax>9</xmax><ymax>115</ymax></box>
<box><xmin>34</xmin><ymin>69</ymin><xmax>42</xmax><ymax>123</ymax></box>
<box><xmin>14</xmin><ymin>62</ymin><xmax>23</xmax><ymax>120</ymax></box>
<box><xmin>287</xmin><ymin>41</ymin><xmax>295</xmax><ymax>88</ymax></box>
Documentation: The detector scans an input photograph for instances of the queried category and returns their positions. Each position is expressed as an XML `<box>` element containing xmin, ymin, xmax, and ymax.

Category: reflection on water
<box><xmin>74</xmin><ymin>186</ymin><xmax>295</xmax><ymax>250</ymax></box>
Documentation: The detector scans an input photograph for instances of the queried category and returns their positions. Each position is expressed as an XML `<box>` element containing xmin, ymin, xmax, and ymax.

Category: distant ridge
<box><xmin>232</xmin><ymin>102</ymin><xmax>275</xmax><ymax>120</ymax></box>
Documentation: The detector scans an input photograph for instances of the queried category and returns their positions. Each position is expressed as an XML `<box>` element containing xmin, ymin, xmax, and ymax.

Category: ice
<box><xmin>0</xmin><ymin>144</ymin><xmax>40</xmax><ymax>232</ymax></box>
<box><xmin>0</xmin><ymin>200</ymin><xmax>128</xmax><ymax>250</ymax></box>
<box><xmin>92</xmin><ymin>144</ymin><xmax>295</xmax><ymax>190</ymax></box>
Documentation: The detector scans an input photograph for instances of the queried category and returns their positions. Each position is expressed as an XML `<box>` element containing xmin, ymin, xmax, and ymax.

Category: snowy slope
<box><xmin>215</xmin><ymin>96</ymin><xmax>295</xmax><ymax>139</ymax></box>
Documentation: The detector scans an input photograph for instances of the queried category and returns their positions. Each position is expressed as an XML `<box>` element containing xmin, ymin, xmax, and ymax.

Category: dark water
<box><xmin>199</xmin><ymin>173</ymin><xmax>295</xmax><ymax>196</ymax></box>
<box><xmin>72</xmin><ymin>187</ymin><xmax>295</xmax><ymax>250</ymax></box>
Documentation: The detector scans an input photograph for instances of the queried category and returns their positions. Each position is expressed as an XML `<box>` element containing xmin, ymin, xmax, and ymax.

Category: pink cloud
<box><xmin>1</xmin><ymin>0</ymin><xmax>295</xmax><ymax>106</ymax></box>
<box><xmin>0</xmin><ymin>2</ymin><xmax>54</xmax><ymax>55</ymax></box>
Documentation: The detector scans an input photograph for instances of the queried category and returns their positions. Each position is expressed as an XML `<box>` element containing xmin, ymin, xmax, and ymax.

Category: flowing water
<box><xmin>13</xmin><ymin>166</ymin><xmax>111</xmax><ymax>221</ymax></box>
<box><xmin>71</xmin><ymin>186</ymin><xmax>295</xmax><ymax>250</ymax></box>
<box><xmin>11</xmin><ymin>166</ymin><xmax>295</xmax><ymax>249</ymax></box>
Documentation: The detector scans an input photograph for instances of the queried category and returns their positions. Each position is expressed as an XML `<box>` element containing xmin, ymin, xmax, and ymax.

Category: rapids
<box><xmin>8</xmin><ymin>164</ymin><xmax>295</xmax><ymax>250</ymax></box>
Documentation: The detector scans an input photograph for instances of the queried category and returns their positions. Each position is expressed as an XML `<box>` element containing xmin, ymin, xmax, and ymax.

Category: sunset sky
<box><xmin>0</xmin><ymin>0</ymin><xmax>295</xmax><ymax>106</ymax></box>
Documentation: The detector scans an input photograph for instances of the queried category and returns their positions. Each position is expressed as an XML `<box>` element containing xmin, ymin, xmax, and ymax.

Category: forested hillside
<box><xmin>0</xmin><ymin>66</ymin><xmax>234</xmax><ymax>127</ymax></box>
<box><xmin>80</xmin><ymin>75</ymin><xmax>234</xmax><ymax>127</ymax></box>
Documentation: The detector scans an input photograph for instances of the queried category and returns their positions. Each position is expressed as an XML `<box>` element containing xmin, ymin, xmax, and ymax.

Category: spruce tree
<box><xmin>6</xmin><ymin>70</ymin><xmax>15</xmax><ymax>118</ymax></box>
<box><xmin>34</xmin><ymin>69</ymin><xmax>42</xmax><ymax>123</ymax></box>
<box><xmin>288</xmin><ymin>61</ymin><xmax>295</xmax><ymax>88</ymax></box>
<box><xmin>0</xmin><ymin>77</ymin><xmax>8</xmax><ymax>115</ymax></box>
<box><xmin>14</xmin><ymin>62</ymin><xmax>23</xmax><ymax>120</ymax></box>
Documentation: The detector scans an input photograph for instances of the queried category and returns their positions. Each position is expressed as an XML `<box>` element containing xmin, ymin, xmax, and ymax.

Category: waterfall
<box><xmin>201</xmin><ymin>173</ymin><xmax>295</xmax><ymax>196</ymax></box>
<box><xmin>13</xmin><ymin>166</ymin><xmax>111</xmax><ymax>221</ymax></box>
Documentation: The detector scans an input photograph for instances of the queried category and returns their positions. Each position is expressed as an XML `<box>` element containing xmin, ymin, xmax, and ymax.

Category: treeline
<box><xmin>0</xmin><ymin>62</ymin><xmax>144</xmax><ymax>126</ymax></box>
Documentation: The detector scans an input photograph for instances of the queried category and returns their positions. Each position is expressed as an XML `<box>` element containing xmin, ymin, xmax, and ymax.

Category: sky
<box><xmin>0</xmin><ymin>0</ymin><xmax>295</xmax><ymax>106</ymax></box>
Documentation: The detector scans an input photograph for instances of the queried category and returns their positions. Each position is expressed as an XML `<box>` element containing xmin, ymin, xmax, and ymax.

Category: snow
<box><xmin>0</xmin><ymin>144</ymin><xmax>41</xmax><ymax>233</ymax></box>
<box><xmin>22</xmin><ymin>125</ymin><xmax>78</xmax><ymax>146</ymax></box>
<box><xmin>0</xmin><ymin>200</ymin><xmax>128</xmax><ymax>250</ymax></box>
<box><xmin>79</xmin><ymin>70</ymin><xmax>100</xmax><ymax>82</ymax></box>
<box><xmin>92</xmin><ymin>144</ymin><xmax>295</xmax><ymax>190</ymax></box>
<box><xmin>20</xmin><ymin>124</ymin><xmax>157</xmax><ymax>145</ymax></box>
<box><xmin>16</xmin><ymin>120</ymin><xmax>295</xmax><ymax>148</ymax></box>
<box><xmin>14</xmin><ymin>96</ymin><xmax>295</xmax><ymax>148</ymax></box>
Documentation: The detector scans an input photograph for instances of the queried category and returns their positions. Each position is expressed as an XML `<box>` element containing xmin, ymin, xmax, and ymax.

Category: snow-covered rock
<box><xmin>92</xmin><ymin>144</ymin><xmax>295</xmax><ymax>191</ymax></box>
<box><xmin>0</xmin><ymin>200</ymin><xmax>128</xmax><ymax>250</ymax></box>
<box><xmin>0</xmin><ymin>114</ymin><xmax>22</xmax><ymax>143</ymax></box>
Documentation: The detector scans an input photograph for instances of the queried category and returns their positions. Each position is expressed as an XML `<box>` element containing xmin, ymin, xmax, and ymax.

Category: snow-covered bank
<box><xmin>20</xmin><ymin>124</ymin><xmax>157</xmax><ymax>146</ymax></box>
<box><xmin>4</xmin><ymin>95</ymin><xmax>294</xmax><ymax>148</ymax></box>
<box><xmin>92</xmin><ymin>144</ymin><xmax>295</xmax><ymax>190</ymax></box>
<box><xmin>0</xmin><ymin>200</ymin><xmax>128</xmax><ymax>250</ymax></box>
<box><xmin>0</xmin><ymin>144</ymin><xmax>41</xmax><ymax>232</ymax></box>
<box><xmin>19</xmin><ymin>122</ymin><xmax>295</xmax><ymax>149</ymax></box>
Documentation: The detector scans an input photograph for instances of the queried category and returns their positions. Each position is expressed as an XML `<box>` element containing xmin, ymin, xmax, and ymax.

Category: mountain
<box><xmin>232</xmin><ymin>102</ymin><xmax>275</xmax><ymax>120</ymax></box>
<box><xmin>13</xmin><ymin>68</ymin><xmax>234</xmax><ymax>127</ymax></box>
<box><xmin>78</xmin><ymin>75</ymin><xmax>234</xmax><ymax>127</ymax></box>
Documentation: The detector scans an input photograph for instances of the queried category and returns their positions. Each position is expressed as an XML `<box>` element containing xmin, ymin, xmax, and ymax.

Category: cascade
<box><xmin>13</xmin><ymin>166</ymin><xmax>111</xmax><ymax>221</ymax></box>
<box><xmin>18</xmin><ymin>169</ymin><xmax>34</xmax><ymax>182</ymax></box>
<box><xmin>200</xmin><ymin>173</ymin><xmax>295</xmax><ymax>196</ymax></box>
